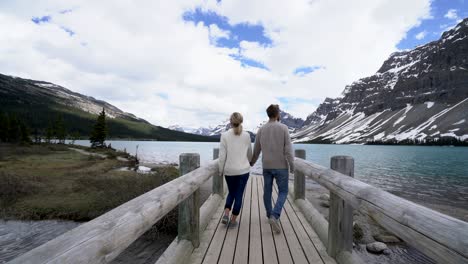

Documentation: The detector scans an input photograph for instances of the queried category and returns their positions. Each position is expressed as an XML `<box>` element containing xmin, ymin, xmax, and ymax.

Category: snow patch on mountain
<box><xmin>292</xmin><ymin>18</ymin><xmax>468</xmax><ymax>144</ymax></box>
<box><xmin>32</xmin><ymin>81</ymin><xmax>136</xmax><ymax>120</ymax></box>
<box><xmin>425</xmin><ymin>102</ymin><xmax>434</xmax><ymax>108</ymax></box>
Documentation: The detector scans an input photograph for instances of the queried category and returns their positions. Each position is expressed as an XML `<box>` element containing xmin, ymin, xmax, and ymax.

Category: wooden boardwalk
<box><xmin>188</xmin><ymin>175</ymin><xmax>336</xmax><ymax>264</ymax></box>
<box><xmin>11</xmin><ymin>152</ymin><xmax>468</xmax><ymax>264</ymax></box>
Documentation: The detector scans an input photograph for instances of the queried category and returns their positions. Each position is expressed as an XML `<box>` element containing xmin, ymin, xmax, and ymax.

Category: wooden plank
<box><xmin>257</xmin><ymin>176</ymin><xmax>279</xmax><ymax>264</ymax></box>
<box><xmin>233</xmin><ymin>177</ymin><xmax>252</xmax><ymax>264</ymax></box>
<box><xmin>248</xmin><ymin>176</ymin><xmax>263</xmax><ymax>264</ymax></box>
<box><xmin>293</xmin><ymin>196</ymin><xmax>329</xmax><ymax>247</ymax></box>
<box><xmin>289</xmin><ymin>199</ymin><xmax>336</xmax><ymax>264</ymax></box>
<box><xmin>199</xmin><ymin>194</ymin><xmax>223</xmax><ymax>234</ymax></box>
<box><xmin>156</xmin><ymin>239</ymin><xmax>193</xmax><ymax>264</ymax></box>
<box><xmin>202</xmin><ymin>207</ymin><xmax>229</xmax><ymax>264</ymax></box>
<box><xmin>295</xmin><ymin>158</ymin><xmax>468</xmax><ymax>264</ymax></box>
<box><xmin>282</xmin><ymin>197</ymin><xmax>323</xmax><ymax>264</ymax></box>
<box><xmin>271</xmin><ymin>181</ymin><xmax>308</xmax><ymax>264</ymax></box>
<box><xmin>218</xmin><ymin>178</ymin><xmax>248</xmax><ymax>264</ymax></box>
<box><xmin>259</xmin><ymin>176</ymin><xmax>291</xmax><ymax>264</ymax></box>
<box><xmin>188</xmin><ymin>196</ymin><xmax>226</xmax><ymax>264</ymax></box>
<box><xmin>157</xmin><ymin>194</ymin><xmax>223</xmax><ymax>264</ymax></box>
<box><xmin>10</xmin><ymin>159</ymin><xmax>219</xmax><ymax>264</ymax></box>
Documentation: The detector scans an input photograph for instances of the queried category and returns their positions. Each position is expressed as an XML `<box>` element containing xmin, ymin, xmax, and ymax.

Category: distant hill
<box><xmin>0</xmin><ymin>73</ymin><xmax>216</xmax><ymax>142</ymax></box>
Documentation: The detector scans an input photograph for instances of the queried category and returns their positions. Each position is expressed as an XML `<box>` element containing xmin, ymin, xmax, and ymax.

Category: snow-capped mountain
<box><xmin>255</xmin><ymin>110</ymin><xmax>305</xmax><ymax>132</ymax></box>
<box><xmin>293</xmin><ymin>18</ymin><xmax>468</xmax><ymax>143</ymax></box>
<box><xmin>169</xmin><ymin>120</ymin><xmax>231</xmax><ymax>137</ymax></box>
<box><xmin>170</xmin><ymin>110</ymin><xmax>305</xmax><ymax>137</ymax></box>
<box><xmin>167</xmin><ymin>125</ymin><xmax>203</xmax><ymax>135</ymax></box>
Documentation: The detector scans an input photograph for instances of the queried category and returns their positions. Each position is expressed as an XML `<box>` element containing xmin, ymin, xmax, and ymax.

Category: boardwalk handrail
<box><xmin>294</xmin><ymin>156</ymin><xmax>468</xmax><ymax>264</ymax></box>
<box><xmin>10</xmin><ymin>157</ymin><xmax>219</xmax><ymax>264</ymax></box>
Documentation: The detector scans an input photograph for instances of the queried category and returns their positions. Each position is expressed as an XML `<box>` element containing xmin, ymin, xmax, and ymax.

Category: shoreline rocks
<box><xmin>366</xmin><ymin>242</ymin><xmax>388</xmax><ymax>254</ymax></box>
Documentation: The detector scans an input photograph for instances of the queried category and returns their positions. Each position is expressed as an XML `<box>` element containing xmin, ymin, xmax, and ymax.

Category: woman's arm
<box><xmin>218</xmin><ymin>134</ymin><xmax>227</xmax><ymax>176</ymax></box>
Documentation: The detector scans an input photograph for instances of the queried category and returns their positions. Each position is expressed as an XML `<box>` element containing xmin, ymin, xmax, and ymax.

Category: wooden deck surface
<box><xmin>188</xmin><ymin>175</ymin><xmax>336</xmax><ymax>264</ymax></box>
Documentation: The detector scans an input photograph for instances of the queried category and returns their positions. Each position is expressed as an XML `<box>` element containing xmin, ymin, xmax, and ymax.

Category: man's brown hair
<box><xmin>266</xmin><ymin>104</ymin><xmax>280</xmax><ymax>119</ymax></box>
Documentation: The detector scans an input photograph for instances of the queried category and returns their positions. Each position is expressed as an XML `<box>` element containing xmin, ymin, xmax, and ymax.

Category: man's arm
<box><xmin>218</xmin><ymin>134</ymin><xmax>227</xmax><ymax>176</ymax></box>
<box><xmin>250</xmin><ymin>128</ymin><xmax>261</xmax><ymax>166</ymax></box>
<box><xmin>284</xmin><ymin>127</ymin><xmax>295</xmax><ymax>173</ymax></box>
<box><xmin>247</xmin><ymin>136</ymin><xmax>253</xmax><ymax>162</ymax></box>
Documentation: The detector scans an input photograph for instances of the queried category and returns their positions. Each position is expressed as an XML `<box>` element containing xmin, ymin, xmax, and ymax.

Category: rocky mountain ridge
<box><xmin>293</xmin><ymin>18</ymin><xmax>468</xmax><ymax>143</ymax></box>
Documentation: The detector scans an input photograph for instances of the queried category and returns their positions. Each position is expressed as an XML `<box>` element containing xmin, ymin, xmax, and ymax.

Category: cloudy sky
<box><xmin>1</xmin><ymin>0</ymin><xmax>467</xmax><ymax>130</ymax></box>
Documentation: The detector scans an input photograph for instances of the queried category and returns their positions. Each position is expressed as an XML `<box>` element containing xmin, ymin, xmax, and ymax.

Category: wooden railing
<box><xmin>10</xmin><ymin>148</ymin><xmax>468</xmax><ymax>264</ymax></box>
<box><xmin>9</xmin><ymin>151</ymin><xmax>224</xmax><ymax>264</ymax></box>
<box><xmin>292</xmin><ymin>149</ymin><xmax>468</xmax><ymax>264</ymax></box>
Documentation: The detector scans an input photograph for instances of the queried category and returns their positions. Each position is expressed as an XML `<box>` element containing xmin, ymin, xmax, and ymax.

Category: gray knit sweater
<box><xmin>251</xmin><ymin>120</ymin><xmax>294</xmax><ymax>172</ymax></box>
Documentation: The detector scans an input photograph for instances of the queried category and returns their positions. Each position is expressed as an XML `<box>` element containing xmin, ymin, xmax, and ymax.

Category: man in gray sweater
<box><xmin>250</xmin><ymin>104</ymin><xmax>294</xmax><ymax>234</ymax></box>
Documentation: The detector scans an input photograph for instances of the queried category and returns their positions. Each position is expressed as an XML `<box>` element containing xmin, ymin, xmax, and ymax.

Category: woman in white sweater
<box><xmin>218</xmin><ymin>112</ymin><xmax>252</xmax><ymax>226</ymax></box>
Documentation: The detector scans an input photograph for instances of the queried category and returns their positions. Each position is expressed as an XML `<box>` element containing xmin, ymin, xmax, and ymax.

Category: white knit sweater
<box><xmin>218</xmin><ymin>129</ymin><xmax>252</xmax><ymax>176</ymax></box>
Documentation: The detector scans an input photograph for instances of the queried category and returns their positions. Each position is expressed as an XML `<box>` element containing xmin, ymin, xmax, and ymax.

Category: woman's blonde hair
<box><xmin>230</xmin><ymin>112</ymin><xmax>243</xmax><ymax>136</ymax></box>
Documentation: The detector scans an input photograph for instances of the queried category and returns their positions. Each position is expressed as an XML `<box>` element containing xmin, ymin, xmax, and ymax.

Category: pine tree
<box><xmin>19</xmin><ymin>121</ymin><xmax>31</xmax><ymax>144</ymax></box>
<box><xmin>8</xmin><ymin>114</ymin><xmax>20</xmax><ymax>143</ymax></box>
<box><xmin>70</xmin><ymin>131</ymin><xmax>80</xmax><ymax>145</ymax></box>
<box><xmin>0</xmin><ymin>112</ymin><xmax>7</xmax><ymax>142</ymax></box>
<box><xmin>90</xmin><ymin>109</ymin><xmax>108</xmax><ymax>148</ymax></box>
<box><xmin>45</xmin><ymin>121</ymin><xmax>54</xmax><ymax>144</ymax></box>
<box><xmin>54</xmin><ymin>114</ymin><xmax>66</xmax><ymax>144</ymax></box>
<box><xmin>33</xmin><ymin>128</ymin><xmax>41</xmax><ymax>144</ymax></box>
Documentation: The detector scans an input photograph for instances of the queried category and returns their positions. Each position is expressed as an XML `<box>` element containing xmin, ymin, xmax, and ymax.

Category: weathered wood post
<box><xmin>212</xmin><ymin>148</ymin><xmax>223</xmax><ymax>196</ymax></box>
<box><xmin>178</xmin><ymin>153</ymin><xmax>201</xmax><ymax>247</ymax></box>
<box><xmin>327</xmin><ymin>156</ymin><xmax>354</xmax><ymax>258</ymax></box>
<box><xmin>294</xmin><ymin>149</ymin><xmax>306</xmax><ymax>200</ymax></box>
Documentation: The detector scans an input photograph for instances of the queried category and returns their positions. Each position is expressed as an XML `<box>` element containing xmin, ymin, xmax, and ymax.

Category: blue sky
<box><xmin>182</xmin><ymin>0</ymin><xmax>468</xmax><ymax>74</ymax></box>
<box><xmin>183</xmin><ymin>8</ymin><xmax>328</xmax><ymax>77</ymax></box>
<box><xmin>178</xmin><ymin>0</ymin><xmax>468</xmax><ymax>122</ymax></box>
<box><xmin>398</xmin><ymin>0</ymin><xmax>468</xmax><ymax>49</ymax></box>
<box><xmin>2</xmin><ymin>0</ymin><xmax>467</xmax><ymax>129</ymax></box>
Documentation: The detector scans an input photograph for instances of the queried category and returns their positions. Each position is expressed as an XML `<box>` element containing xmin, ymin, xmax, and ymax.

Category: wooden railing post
<box><xmin>178</xmin><ymin>153</ymin><xmax>201</xmax><ymax>247</ymax></box>
<box><xmin>294</xmin><ymin>149</ymin><xmax>306</xmax><ymax>200</ymax></box>
<box><xmin>327</xmin><ymin>156</ymin><xmax>354</xmax><ymax>258</ymax></box>
<box><xmin>212</xmin><ymin>148</ymin><xmax>223</xmax><ymax>196</ymax></box>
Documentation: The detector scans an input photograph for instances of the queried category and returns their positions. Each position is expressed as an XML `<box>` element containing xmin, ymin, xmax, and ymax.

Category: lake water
<box><xmin>74</xmin><ymin>140</ymin><xmax>468</xmax><ymax>210</ymax></box>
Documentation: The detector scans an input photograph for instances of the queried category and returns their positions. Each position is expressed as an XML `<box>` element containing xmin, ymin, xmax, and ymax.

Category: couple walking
<box><xmin>218</xmin><ymin>104</ymin><xmax>294</xmax><ymax>234</ymax></box>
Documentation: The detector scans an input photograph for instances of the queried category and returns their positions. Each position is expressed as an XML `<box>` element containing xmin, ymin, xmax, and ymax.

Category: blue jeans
<box><xmin>224</xmin><ymin>173</ymin><xmax>249</xmax><ymax>215</ymax></box>
<box><xmin>263</xmin><ymin>169</ymin><xmax>289</xmax><ymax>219</ymax></box>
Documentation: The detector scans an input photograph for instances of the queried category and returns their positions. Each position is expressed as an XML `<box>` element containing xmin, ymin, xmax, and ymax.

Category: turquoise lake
<box><xmin>74</xmin><ymin>140</ymin><xmax>468</xmax><ymax>209</ymax></box>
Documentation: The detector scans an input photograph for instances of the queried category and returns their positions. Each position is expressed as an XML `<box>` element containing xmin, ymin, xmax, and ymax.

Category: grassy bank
<box><xmin>0</xmin><ymin>144</ymin><xmax>178</xmax><ymax>228</ymax></box>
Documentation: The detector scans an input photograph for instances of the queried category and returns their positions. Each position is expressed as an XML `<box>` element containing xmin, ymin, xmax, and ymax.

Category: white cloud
<box><xmin>415</xmin><ymin>30</ymin><xmax>427</xmax><ymax>40</ymax></box>
<box><xmin>444</xmin><ymin>9</ymin><xmax>458</xmax><ymax>20</ymax></box>
<box><xmin>208</xmin><ymin>23</ymin><xmax>230</xmax><ymax>41</ymax></box>
<box><xmin>0</xmin><ymin>0</ymin><xmax>432</xmax><ymax>130</ymax></box>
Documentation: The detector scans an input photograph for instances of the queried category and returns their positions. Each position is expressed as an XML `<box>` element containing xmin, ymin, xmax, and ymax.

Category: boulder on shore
<box><xmin>366</xmin><ymin>242</ymin><xmax>388</xmax><ymax>254</ymax></box>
